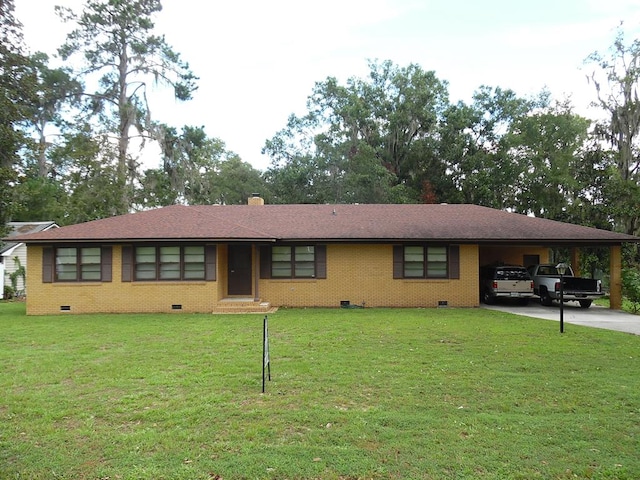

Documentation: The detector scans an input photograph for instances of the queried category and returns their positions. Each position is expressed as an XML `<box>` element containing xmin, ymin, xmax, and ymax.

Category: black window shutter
<box><xmin>205</xmin><ymin>245</ymin><xmax>217</xmax><ymax>281</ymax></box>
<box><xmin>101</xmin><ymin>246</ymin><xmax>112</xmax><ymax>282</ymax></box>
<box><xmin>121</xmin><ymin>245</ymin><xmax>132</xmax><ymax>282</ymax></box>
<box><xmin>42</xmin><ymin>246</ymin><xmax>54</xmax><ymax>283</ymax></box>
<box><xmin>449</xmin><ymin>245</ymin><xmax>460</xmax><ymax>279</ymax></box>
<box><xmin>260</xmin><ymin>245</ymin><xmax>271</xmax><ymax>279</ymax></box>
<box><xmin>315</xmin><ymin>245</ymin><xmax>327</xmax><ymax>279</ymax></box>
<box><xmin>393</xmin><ymin>245</ymin><xmax>404</xmax><ymax>279</ymax></box>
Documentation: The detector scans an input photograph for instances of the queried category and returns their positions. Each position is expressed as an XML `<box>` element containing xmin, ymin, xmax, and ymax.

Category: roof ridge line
<box><xmin>191</xmin><ymin>205</ymin><xmax>278</xmax><ymax>239</ymax></box>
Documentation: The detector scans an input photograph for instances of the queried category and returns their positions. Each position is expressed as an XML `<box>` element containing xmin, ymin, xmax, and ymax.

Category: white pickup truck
<box><xmin>526</xmin><ymin>264</ymin><xmax>604</xmax><ymax>308</ymax></box>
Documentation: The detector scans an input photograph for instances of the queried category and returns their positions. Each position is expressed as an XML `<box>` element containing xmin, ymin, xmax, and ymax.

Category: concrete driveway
<box><xmin>482</xmin><ymin>300</ymin><xmax>640</xmax><ymax>335</ymax></box>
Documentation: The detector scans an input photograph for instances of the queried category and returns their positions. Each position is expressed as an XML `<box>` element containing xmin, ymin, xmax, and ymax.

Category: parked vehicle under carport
<box><xmin>479</xmin><ymin>265</ymin><xmax>535</xmax><ymax>305</ymax></box>
<box><xmin>527</xmin><ymin>264</ymin><xmax>604</xmax><ymax>308</ymax></box>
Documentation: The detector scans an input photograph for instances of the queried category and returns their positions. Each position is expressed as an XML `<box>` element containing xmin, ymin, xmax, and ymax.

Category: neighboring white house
<box><xmin>1</xmin><ymin>222</ymin><xmax>58</xmax><ymax>298</ymax></box>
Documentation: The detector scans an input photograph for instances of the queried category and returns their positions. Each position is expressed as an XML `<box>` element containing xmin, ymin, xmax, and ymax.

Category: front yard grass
<box><xmin>1</xmin><ymin>302</ymin><xmax>639</xmax><ymax>479</ymax></box>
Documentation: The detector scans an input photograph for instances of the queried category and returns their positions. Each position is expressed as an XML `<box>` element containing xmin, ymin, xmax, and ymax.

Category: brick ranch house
<box><xmin>6</xmin><ymin>197</ymin><xmax>639</xmax><ymax>315</ymax></box>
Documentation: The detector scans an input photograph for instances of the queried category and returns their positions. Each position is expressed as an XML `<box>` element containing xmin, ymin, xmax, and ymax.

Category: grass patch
<box><xmin>1</xmin><ymin>302</ymin><xmax>639</xmax><ymax>479</ymax></box>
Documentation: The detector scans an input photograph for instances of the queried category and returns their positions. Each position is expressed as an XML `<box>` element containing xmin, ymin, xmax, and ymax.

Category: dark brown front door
<box><xmin>523</xmin><ymin>254</ymin><xmax>540</xmax><ymax>269</ymax></box>
<box><xmin>228</xmin><ymin>245</ymin><xmax>252</xmax><ymax>295</ymax></box>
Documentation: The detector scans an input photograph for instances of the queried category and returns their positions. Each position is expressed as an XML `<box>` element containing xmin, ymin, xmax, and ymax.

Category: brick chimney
<box><xmin>248</xmin><ymin>193</ymin><xmax>264</xmax><ymax>206</ymax></box>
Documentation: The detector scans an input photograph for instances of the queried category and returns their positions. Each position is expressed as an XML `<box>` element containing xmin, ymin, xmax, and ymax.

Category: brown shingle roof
<box><xmin>6</xmin><ymin>204</ymin><xmax>639</xmax><ymax>245</ymax></box>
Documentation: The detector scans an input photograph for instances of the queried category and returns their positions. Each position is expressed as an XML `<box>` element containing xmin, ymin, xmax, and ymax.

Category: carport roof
<box><xmin>7</xmin><ymin>204</ymin><xmax>639</xmax><ymax>245</ymax></box>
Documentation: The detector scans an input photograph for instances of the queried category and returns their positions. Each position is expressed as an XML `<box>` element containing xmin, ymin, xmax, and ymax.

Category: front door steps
<box><xmin>213</xmin><ymin>297</ymin><xmax>277</xmax><ymax>314</ymax></box>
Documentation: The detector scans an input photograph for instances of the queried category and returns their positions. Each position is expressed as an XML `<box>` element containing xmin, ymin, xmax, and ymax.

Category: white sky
<box><xmin>15</xmin><ymin>0</ymin><xmax>640</xmax><ymax>171</ymax></box>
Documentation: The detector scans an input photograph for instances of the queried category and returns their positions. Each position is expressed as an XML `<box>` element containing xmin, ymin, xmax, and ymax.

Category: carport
<box><xmin>478</xmin><ymin>243</ymin><xmax>626</xmax><ymax>310</ymax></box>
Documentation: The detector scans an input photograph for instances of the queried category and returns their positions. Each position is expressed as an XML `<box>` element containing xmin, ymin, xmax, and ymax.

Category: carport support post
<box><xmin>570</xmin><ymin>248</ymin><xmax>580</xmax><ymax>276</ymax></box>
<box><xmin>610</xmin><ymin>245</ymin><xmax>622</xmax><ymax>310</ymax></box>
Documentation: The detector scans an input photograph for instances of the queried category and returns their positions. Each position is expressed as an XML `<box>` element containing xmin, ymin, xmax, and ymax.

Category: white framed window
<box><xmin>271</xmin><ymin>245</ymin><xmax>316</xmax><ymax>278</ymax></box>
<box><xmin>55</xmin><ymin>247</ymin><xmax>102</xmax><ymax>281</ymax></box>
<box><xmin>134</xmin><ymin>245</ymin><xmax>206</xmax><ymax>281</ymax></box>
<box><xmin>403</xmin><ymin>245</ymin><xmax>448</xmax><ymax>279</ymax></box>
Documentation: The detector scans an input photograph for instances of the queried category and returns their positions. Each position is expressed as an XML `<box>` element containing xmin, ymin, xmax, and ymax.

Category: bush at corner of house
<box><xmin>3</xmin><ymin>285</ymin><xmax>15</xmax><ymax>300</ymax></box>
<box><xmin>622</xmin><ymin>267</ymin><xmax>640</xmax><ymax>314</ymax></box>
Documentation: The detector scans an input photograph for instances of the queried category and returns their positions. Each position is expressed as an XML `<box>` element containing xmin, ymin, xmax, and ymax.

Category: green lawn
<box><xmin>1</xmin><ymin>302</ymin><xmax>639</xmax><ymax>480</ymax></box>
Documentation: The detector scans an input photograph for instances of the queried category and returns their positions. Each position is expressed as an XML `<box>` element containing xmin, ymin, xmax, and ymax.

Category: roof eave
<box><xmin>20</xmin><ymin>237</ymin><xmax>278</xmax><ymax>244</ymax></box>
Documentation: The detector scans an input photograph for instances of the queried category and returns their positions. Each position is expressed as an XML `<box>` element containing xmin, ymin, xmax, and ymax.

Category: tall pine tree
<box><xmin>57</xmin><ymin>0</ymin><xmax>198</xmax><ymax>214</ymax></box>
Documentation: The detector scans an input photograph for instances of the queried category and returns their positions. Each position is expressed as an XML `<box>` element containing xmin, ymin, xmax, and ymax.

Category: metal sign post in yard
<box><xmin>262</xmin><ymin>315</ymin><xmax>271</xmax><ymax>393</ymax></box>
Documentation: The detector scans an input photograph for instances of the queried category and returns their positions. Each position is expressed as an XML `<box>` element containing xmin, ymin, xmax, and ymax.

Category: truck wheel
<box><xmin>540</xmin><ymin>289</ymin><xmax>553</xmax><ymax>306</ymax></box>
<box><xmin>579</xmin><ymin>299</ymin><xmax>592</xmax><ymax>308</ymax></box>
<box><xmin>482</xmin><ymin>290</ymin><xmax>496</xmax><ymax>305</ymax></box>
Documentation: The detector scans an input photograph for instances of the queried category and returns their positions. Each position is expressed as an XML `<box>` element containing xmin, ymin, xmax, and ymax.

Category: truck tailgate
<box><xmin>495</xmin><ymin>280</ymin><xmax>534</xmax><ymax>296</ymax></box>
<box><xmin>563</xmin><ymin>277</ymin><xmax>600</xmax><ymax>292</ymax></box>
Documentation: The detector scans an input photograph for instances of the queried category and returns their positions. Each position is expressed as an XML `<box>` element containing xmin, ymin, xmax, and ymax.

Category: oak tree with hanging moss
<box><xmin>586</xmin><ymin>28</ymin><xmax>640</xmax><ymax>236</ymax></box>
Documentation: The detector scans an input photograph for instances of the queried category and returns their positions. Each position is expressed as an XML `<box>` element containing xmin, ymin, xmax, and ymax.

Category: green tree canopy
<box><xmin>586</xmin><ymin>28</ymin><xmax>640</xmax><ymax>235</ymax></box>
<box><xmin>138</xmin><ymin>125</ymin><xmax>267</xmax><ymax>207</ymax></box>
<box><xmin>439</xmin><ymin>86</ymin><xmax>536</xmax><ymax>209</ymax></box>
<box><xmin>510</xmin><ymin>99</ymin><xmax>591</xmax><ymax>220</ymax></box>
<box><xmin>56</xmin><ymin>0</ymin><xmax>198</xmax><ymax>213</ymax></box>
<box><xmin>0</xmin><ymin>0</ymin><xmax>36</xmax><ymax>236</ymax></box>
<box><xmin>263</xmin><ymin>60</ymin><xmax>450</xmax><ymax>204</ymax></box>
<box><xmin>19</xmin><ymin>52</ymin><xmax>83</xmax><ymax>179</ymax></box>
